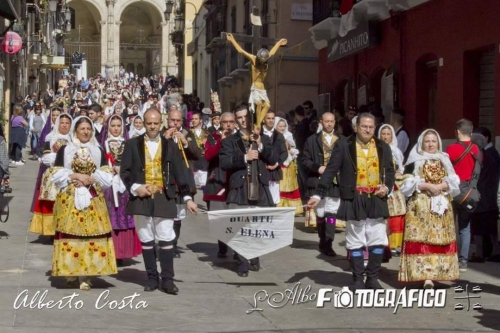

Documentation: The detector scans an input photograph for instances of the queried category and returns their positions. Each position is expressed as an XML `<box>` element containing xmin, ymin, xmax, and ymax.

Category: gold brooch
<box><xmin>241</xmin><ymin>135</ymin><xmax>249</xmax><ymax>141</ymax></box>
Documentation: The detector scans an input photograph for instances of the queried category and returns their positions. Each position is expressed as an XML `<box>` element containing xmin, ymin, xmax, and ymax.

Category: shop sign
<box><xmin>327</xmin><ymin>21</ymin><xmax>379</xmax><ymax>63</ymax></box>
<box><xmin>1</xmin><ymin>31</ymin><xmax>22</xmax><ymax>54</ymax></box>
<box><xmin>291</xmin><ymin>3</ymin><xmax>312</xmax><ymax>21</ymax></box>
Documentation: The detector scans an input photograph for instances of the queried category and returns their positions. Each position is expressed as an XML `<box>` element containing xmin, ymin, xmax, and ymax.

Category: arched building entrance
<box><xmin>119</xmin><ymin>2</ymin><xmax>162</xmax><ymax>76</ymax></box>
<box><xmin>65</xmin><ymin>0</ymin><xmax>176</xmax><ymax>77</ymax></box>
<box><xmin>65</xmin><ymin>0</ymin><xmax>102</xmax><ymax>76</ymax></box>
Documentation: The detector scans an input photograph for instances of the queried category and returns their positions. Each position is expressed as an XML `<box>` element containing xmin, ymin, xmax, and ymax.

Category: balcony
<box><xmin>310</xmin><ymin>0</ymin><xmax>431</xmax><ymax>50</ymax></box>
<box><xmin>205</xmin><ymin>4</ymin><xmax>227</xmax><ymax>53</ymax></box>
<box><xmin>313</xmin><ymin>0</ymin><xmax>340</xmax><ymax>26</ymax></box>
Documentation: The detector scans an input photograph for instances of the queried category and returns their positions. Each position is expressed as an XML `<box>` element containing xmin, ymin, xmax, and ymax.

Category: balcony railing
<box><xmin>313</xmin><ymin>0</ymin><xmax>341</xmax><ymax>25</ymax></box>
<box><xmin>205</xmin><ymin>3</ymin><xmax>227</xmax><ymax>50</ymax></box>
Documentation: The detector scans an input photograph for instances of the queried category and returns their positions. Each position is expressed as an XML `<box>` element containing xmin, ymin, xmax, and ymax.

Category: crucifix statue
<box><xmin>224</xmin><ymin>6</ymin><xmax>287</xmax><ymax>127</ymax></box>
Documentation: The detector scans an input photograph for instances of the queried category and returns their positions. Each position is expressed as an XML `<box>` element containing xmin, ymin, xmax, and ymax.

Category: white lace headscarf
<box><xmin>46</xmin><ymin>113</ymin><xmax>73</xmax><ymax>151</ymax></box>
<box><xmin>64</xmin><ymin>116</ymin><xmax>103</xmax><ymax>170</ymax></box>
<box><xmin>129</xmin><ymin>115</ymin><xmax>145</xmax><ymax>138</ymax></box>
<box><xmin>273</xmin><ymin>117</ymin><xmax>295</xmax><ymax>148</ymax></box>
<box><xmin>378</xmin><ymin>124</ymin><xmax>404</xmax><ymax>173</ymax></box>
<box><xmin>405</xmin><ymin>128</ymin><xmax>456</xmax><ymax>178</ymax></box>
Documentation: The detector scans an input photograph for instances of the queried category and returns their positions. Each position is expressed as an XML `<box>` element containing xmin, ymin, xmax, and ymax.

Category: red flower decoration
<box><xmin>101</xmin><ymin>252</ymin><xmax>106</xmax><ymax>257</ymax></box>
<box><xmin>106</xmin><ymin>152</ymin><xmax>115</xmax><ymax>165</ymax></box>
<box><xmin>372</xmin><ymin>162</ymin><xmax>377</xmax><ymax>167</ymax></box>
<box><xmin>94</xmin><ymin>248</ymin><xmax>98</xmax><ymax>252</ymax></box>
<box><xmin>67</xmin><ymin>249</ymin><xmax>71</xmax><ymax>252</ymax></box>
<box><xmin>74</xmin><ymin>253</ymin><xmax>79</xmax><ymax>258</ymax></box>
<box><xmin>359</xmin><ymin>175</ymin><xmax>365</xmax><ymax>179</ymax></box>
<box><xmin>89</xmin><ymin>242</ymin><xmax>94</xmax><ymax>246</ymax></box>
<box><xmin>63</xmin><ymin>242</ymin><xmax>68</xmax><ymax>246</ymax></box>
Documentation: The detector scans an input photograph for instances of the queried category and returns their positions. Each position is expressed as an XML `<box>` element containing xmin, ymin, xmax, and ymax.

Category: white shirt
<box><xmin>263</xmin><ymin>127</ymin><xmax>274</xmax><ymax>138</ymax></box>
<box><xmin>322</xmin><ymin>131</ymin><xmax>333</xmax><ymax>145</ymax></box>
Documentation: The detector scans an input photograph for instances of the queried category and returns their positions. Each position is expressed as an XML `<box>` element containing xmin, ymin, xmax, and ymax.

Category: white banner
<box><xmin>207</xmin><ymin>207</ymin><xmax>296</xmax><ymax>259</ymax></box>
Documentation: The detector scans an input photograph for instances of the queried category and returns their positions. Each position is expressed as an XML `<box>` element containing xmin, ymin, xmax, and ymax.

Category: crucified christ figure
<box><xmin>226</xmin><ymin>33</ymin><xmax>287</xmax><ymax>127</ymax></box>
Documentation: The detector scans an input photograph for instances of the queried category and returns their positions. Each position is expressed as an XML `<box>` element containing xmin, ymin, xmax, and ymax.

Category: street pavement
<box><xmin>1</xmin><ymin>154</ymin><xmax>500</xmax><ymax>333</ymax></box>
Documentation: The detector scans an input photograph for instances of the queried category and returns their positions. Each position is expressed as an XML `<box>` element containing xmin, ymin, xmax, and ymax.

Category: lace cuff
<box><xmin>444</xmin><ymin>174</ymin><xmax>460</xmax><ymax>198</ymax></box>
<box><xmin>400</xmin><ymin>176</ymin><xmax>423</xmax><ymax>198</ymax></box>
<box><xmin>92</xmin><ymin>169</ymin><xmax>113</xmax><ymax>189</ymax></box>
<box><xmin>41</xmin><ymin>153</ymin><xmax>56</xmax><ymax>166</ymax></box>
<box><xmin>51</xmin><ymin>168</ymin><xmax>73</xmax><ymax>189</ymax></box>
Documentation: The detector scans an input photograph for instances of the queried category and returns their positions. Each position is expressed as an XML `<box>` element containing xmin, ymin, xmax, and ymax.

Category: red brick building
<box><xmin>310</xmin><ymin>0</ymin><xmax>500</xmax><ymax>142</ymax></box>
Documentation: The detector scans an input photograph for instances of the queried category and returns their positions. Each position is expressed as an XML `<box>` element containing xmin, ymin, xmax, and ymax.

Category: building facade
<box><xmin>193</xmin><ymin>0</ymin><xmax>318</xmax><ymax>113</ymax></box>
<box><xmin>311</xmin><ymin>0</ymin><xmax>500</xmax><ymax>145</ymax></box>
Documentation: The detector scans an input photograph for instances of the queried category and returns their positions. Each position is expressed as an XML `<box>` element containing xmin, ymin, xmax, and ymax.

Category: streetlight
<box><xmin>174</xmin><ymin>13</ymin><xmax>185</xmax><ymax>32</ymax></box>
<box><xmin>165</xmin><ymin>0</ymin><xmax>174</xmax><ymax>21</ymax></box>
<box><xmin>65</xmin><ymin>7</ymin><xmax>71</xmax><ymax>21</ymax></box>
<box><xmin>48</xmin><ymin>0</ymin><xmax>58</xmax><ymax>12</ymax></box>
<box><xmin>65</xmin><ymin>7</ymin><xmax>72</xmax><ymax>32</ymax></box>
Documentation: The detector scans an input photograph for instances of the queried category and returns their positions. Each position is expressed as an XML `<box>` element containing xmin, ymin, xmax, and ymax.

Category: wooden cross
<box><xmin>221</xmin><ymin>6</ymin><xmax>280</xmax><ymax>57</ymax></box>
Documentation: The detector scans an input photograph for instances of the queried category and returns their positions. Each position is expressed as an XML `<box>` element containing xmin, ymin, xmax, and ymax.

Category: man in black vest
<box><xmin>220</xmin><ymin>104</ymin><xmax>277</xmax><ymax>277</ymax></box>
<box><xmin>261</xmin><ymin>110</ymin><xmax>288</xmax><ymax>205</ymax></box>
<box><xmin>163</xmin><ymin>109</ymin><xmax>200</xmax><ymax>257</ymax></box>
<box><xmin>308</xmin><ymin>113</ymin><xmax>395</xmax><ymax>291</ymax></box>
<box><xmin>121</xmin><ymin>108</ymin><xmax>198</xmax><ymax>294</ymax></box>
<box><xmin>88</xmin><ymin>104</ymin><xmax>104</xmax><ymax>142</ymax></box>
<box><xmin>302</xmin><ymin>112</ymin><xmax>345</xmax><ymax>256</ymax></box>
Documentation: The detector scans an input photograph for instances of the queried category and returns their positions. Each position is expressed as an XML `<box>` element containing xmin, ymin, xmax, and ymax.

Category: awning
<box><xmin>0</xmin><ymin>0</ymin><xmax>20</xmax><ymax>21</ymax></box>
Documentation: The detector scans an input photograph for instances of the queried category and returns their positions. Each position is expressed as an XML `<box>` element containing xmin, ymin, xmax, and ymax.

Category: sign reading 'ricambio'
<box><xmin>327</xmin><ymin>20</ymin><xmax>380</xmax><ymax>63</ymax></box>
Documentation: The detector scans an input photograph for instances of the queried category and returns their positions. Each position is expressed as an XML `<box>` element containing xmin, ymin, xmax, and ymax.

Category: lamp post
<box><xmin>164</xmin><ymin>0</ymin><xmax>175</xmax><ymax>21</ymax></box>
<box><xmin>65</xmin><ymin>7</ymin><xmax>72</xmax><ymax>32</ymax></box>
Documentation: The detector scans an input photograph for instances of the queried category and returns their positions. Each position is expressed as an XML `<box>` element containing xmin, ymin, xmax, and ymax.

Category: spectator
<box><xmin>293</xmin><ymin>105</ymin><xmax>311</xmax><ymax>202</ymax></box>
<box><xmin>345</xmin><ymin>105</ymin><xmax>358</xmax><ymax>121</ymax></box>
<box><xmin>470</xmin><ymin>128</ymin><xmax>500</xmax><ymax>262</ymax></box>
<box><xmin>43</xmin><ymin>89</ymin><xmax>55</xmax><ymax>109</ymax></box>
<box><xmin>10</xmin><ymin>104</ymin><xmax>28</xmax><ymax>165</ymax></box>
<box><xmin>391</xmin><ymin>107</ymin><xmax>410</xmax><ymax>156</ymax></box>
<box><xmin>446</xmin><ymin>119</ymin><xmax>480</xmax><ymax>272</ymax></box>
<box><xmin>0</xmin><ymin>125</ymin><xmax>9</xmax><ymax>181</ymax></box>
<box><xmin>28</xmin><ymin>103</ymin><xmax>47</xmax><ymax>160</ymax></box>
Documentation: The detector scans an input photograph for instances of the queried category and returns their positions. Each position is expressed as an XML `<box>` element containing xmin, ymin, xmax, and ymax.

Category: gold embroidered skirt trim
<box><xmin>398</xmin><ymin>252</ymin><xmax>459</xmax><ymax>282</ymax></box>
<box><xmin>52</xmin><ymin>237</ymin><xmax>117</xmax><ymax>276</ymax></box>
<box><xmin>29</xmin><ymin>213</ymin><xmax>55</xmax><ymax>236</ymax></box>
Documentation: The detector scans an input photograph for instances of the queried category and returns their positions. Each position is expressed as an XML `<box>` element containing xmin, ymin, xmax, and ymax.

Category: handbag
<box><xmin>38</xmin><ymin>167</ymin><xmax>59</xmax><ymax>201</ymax></box>
<box><xmin>452</xmin><ymin>142</ymin><xmax>482</xmax><ymax>212</ymax></box>
<box><xmin>387</xmin><ymin>189</ymin><xmax>406</xmax><ymax>216</ymax></box>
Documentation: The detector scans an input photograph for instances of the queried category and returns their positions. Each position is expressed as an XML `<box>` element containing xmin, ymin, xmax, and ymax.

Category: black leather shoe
<box><xmin>161</xmin><ymin>280</ymin><xmax>179</xmax><ymax>295</ymax></box>
<box><xmin>249</xmin><ymin>264</ymin><xmax>260</xmax><ymax>272</ymax></box>
<box><xmin>320</xmin><ymin>248</ymin><xmax>337</xmax><ymax>257</ymax></box>
<box><xmin>217</xmin><ymin>252</ymin><xmax>227</xmax><ymax>258</ymax></box>
<box><xmin>237</xmin><ymin>271</ymin><xmax>248</xmax><ymax>277</ymax></box>
<box><xmin>144</xmin><ymin>280</ymin><xmax>158</xmax><ymax>292</ymax></box>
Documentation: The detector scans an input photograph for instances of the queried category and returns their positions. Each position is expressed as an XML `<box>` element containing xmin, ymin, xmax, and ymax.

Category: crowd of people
<box><xmin>10</xmin><ymin>70</ymin><xmax>500</xmax><ymax>293</ymax></box>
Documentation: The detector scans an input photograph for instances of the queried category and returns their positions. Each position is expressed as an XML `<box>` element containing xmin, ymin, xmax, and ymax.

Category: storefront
<box><xmin>311</xmin><ymin>0</ymin><xmax>500</xmax><ymax>142</ymax></box>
